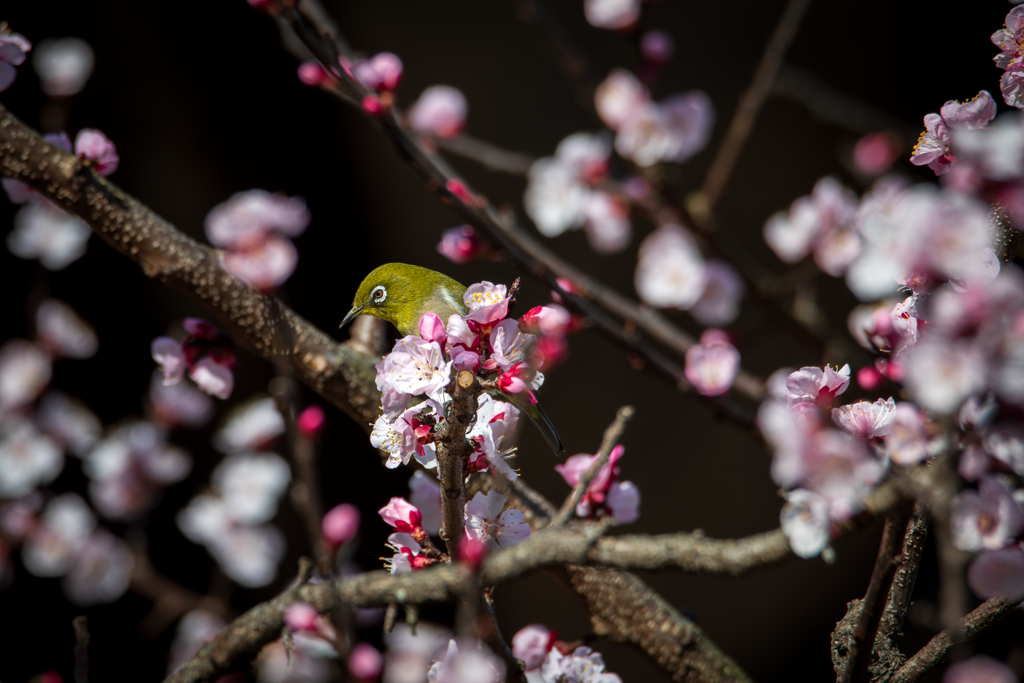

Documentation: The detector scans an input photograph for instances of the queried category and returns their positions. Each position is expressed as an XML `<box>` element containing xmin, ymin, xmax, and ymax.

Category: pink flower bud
<box><xmin>853</xmin><ymin>132</ymin><xmax>899</xmax><ymax>177</ymax></box>
<box><xmin>378</xmin><ymin>497</ymin><xmax>423</xmax><ymax>534</ymax></box>
<box><xmin>408</xmin><ymin>85</ymin><xmax>467</xmax><ymax>139</ymax></box>
<box><xmin>445</xmin><ymin>179</ymin><xmax>474</xmax><ymax>204</ymax></box>
<box><xmin>361</xmin><ymin>95</ymin><xmax>385</xmax><ymax>117</ymax></box>
<box><xmin>418</xmin><ymin>312</ymin><xmax>447</xmax><ymax>346</ymax></box>
<box><xmin>640</xmin><ymin>30</ymin><xmax>674</xmax><ymax>66</ymax></box>
<box><xmin>74</xmin><ymin>129</ymin><xmax>119</xmax><ymax>176</ymax></box>
<box><xmin>283</xmin><ymin>602</ymin><xmax>320</xmax><ymax>632</ymax></box>
<box><xmin>457</xmin><ymin>535</ymin><xmax>488</xmax><ymax>572</ymax></box>
<box><xmin>437</xmin><ymin>225</ymin><xmax>487</xmax><ymax>264</ymax></box>
<box><xmin>322</xmin><ymin>503</ymin><xmax>360</xmax><ymax>547</ymax></box>
<box><xmin>297</xmin><ymin>61</ymin><xmax>330</xmax><ymax>87</ymax></box>
<box><xmin>353</xmin><ymin>52</ymin><xmax>403</xmax><ymax>93</ymax></box>
<box><xmin>857</xmin><ymin>366</ymin><xmax>882</xmax><ymax>390</ymax></box>
<box><xmin>297</xmin><ymin>405</ymin><xmax>325</xmax><ymax>437</ymax></box>
<box><xmin>551</xmin><ymin>277</ymin><xmax>581</xmax><ymax>304</ymax></box>
<box><xmin>348</xmin><ymin>642</ymin><xmax>384</xmax><ymax>681</ymax></box>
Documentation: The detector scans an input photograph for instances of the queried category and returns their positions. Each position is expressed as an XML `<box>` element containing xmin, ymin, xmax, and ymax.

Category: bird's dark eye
<box><xmin>372</xmin><ymin>286</ymin><xmax>387</xmax><ymax>303</ymax></box>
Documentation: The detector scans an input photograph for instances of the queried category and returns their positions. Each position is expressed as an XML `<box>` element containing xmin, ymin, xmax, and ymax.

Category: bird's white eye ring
<box><xmin>372</xmin><ymin>286</ymin><xmax>387</xmax><ymax>303</ymax></box>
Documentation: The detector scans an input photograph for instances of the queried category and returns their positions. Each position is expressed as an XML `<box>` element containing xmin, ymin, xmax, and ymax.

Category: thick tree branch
<box><xmin>0</xmin><ymin>102</ymin><xmax>381</xmax><ymax>427</ymax></box>
<box><xmin>437</xmin><ymin>370</ymin><xmax>481</xmax><ymax>556</ymax></box>
<box><xmin>890</xmin><ymin>595</ymin><xmax>1022</xmax><ymax>683</ymax></box>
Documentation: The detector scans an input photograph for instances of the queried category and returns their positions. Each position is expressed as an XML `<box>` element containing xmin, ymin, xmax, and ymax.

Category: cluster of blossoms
<box><xmin>204</xmin><ymin>189</ymin><xmax>311</xmax><ymax>291</ymax></box>
<box><xmin>992</xmin><ymin>6</ymin><xmax>1024</xmax><ymax>109</ymax></box>
<box><xmin>909</xmin><ymin>91</ymin><xmax>996</xmax><ymax>176</ymax></box>
<box><xmin>555</xmin><ymin>445</ymin><xmax>640</xmax><ymax>524</ymax></box>
<box><xmin>152</xmin><ymin>317</ymin><xmax>238</xmax><ymax>400</ymax></box>
<box><xmin>176</xmin><ymin>397</ymin><xmax>291</xmax><ymax>587</ymax></box>
<box><xmin>634</xmin><ymin>223</ymin><xmax>745</xmax><ymax>326</ymax></box>
<box><xmin>3</xmin><ymin>128</ymin><xmax>118</xmax><ymax>270</ymax></box>
<box><xmin>512</xmin><ymin>623</ymin><xmax>623</xmax><ymax>683</ymax></box>
<box><xmin>370</xmin><ymin>281</ymin><xmax>552</xmax><ymax>480</ymax></box>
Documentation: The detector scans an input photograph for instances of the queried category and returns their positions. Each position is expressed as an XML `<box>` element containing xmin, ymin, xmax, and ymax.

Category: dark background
<box><xmin>1</xmin><ymin>1</ymin><xmax>1021</xmax><ymax>681</ymax></box>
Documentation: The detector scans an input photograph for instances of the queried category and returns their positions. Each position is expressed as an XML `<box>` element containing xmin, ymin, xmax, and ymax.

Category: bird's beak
<box><xmin>339</xmin><ymin>305</ymin><xmax>363</xmax><ymax>329</ymax></box>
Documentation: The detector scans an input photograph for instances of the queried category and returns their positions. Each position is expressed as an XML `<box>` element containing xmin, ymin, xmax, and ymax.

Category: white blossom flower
<box><xmin>62</xmin><ymin>528</ymin><xmax>132</xmax><ymax>606</ymax></box>
<box><xmin>0</xmin><ymin>420</ymin><xmax>63</xmax><ymax>499</ymax></box>
<box><xmin>212</xmin><ymin>452</ymin><xmax>291</xmax><ymax>525</ymax></box>
<box><xmin>463</xmin><ymin>490</ymin><xmax>531</xmax><ymax>550</ymax></box>
<box><xmin>0</xmin><ymin>339</ymin><xmax>52</xmax><ymax>414</ymax></box>
<box><xmin>635</xmin><ymin>224</ymin><xmax>706</xmax><ymax>309</ymax></box>
<box><xmin>22</xmin><ymin>493</ymin><xmax>95</xmax><ymax>578</ymax></box>
<box><xmin>35</xmin><ymin>299</ymin><xmax>97</xmax><ymax>358</ymax></box>
<box><xmin>780</xmin><ymin>489</ymin><xmax>831</xmax><ymax>558</ymax></box>
<box><xmin>32</xmin><ymin>37</ymin><xmax>94</xmax><ymax>96</ymax></box>
<box><xmin>7</xmin><ymin>201</ymin><xmax>91</xmax><ymax>270</ymax></box>
<box><xmin>212</xmin><ymin>397</ymin><xmax>285</xmax><ymax>453</ymax></box>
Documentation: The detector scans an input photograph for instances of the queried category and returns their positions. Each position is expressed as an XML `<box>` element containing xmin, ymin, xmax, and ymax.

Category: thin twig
<box><xmin>551</xmin><ymin>406</ymin><xmax>635</xmax><ymax>527</ymax></box>
<box><xmin>890</xmin><ymin>596</ymin><xmax>1022</xmax><ymax>683</ymax></box>
<box><xmin>699</xmin><ymin>0</ymin><xmax>814</xmax><ymax>210</ymax></box>
<box><xmin>437</xmin><ymin>134</ymin><xmax>536</xmax><ymax>174</ymax></box>
<box><xmin>73</xmin><ymin>616</ymin><xmax>89</xmax><ymax>683</ymax></box>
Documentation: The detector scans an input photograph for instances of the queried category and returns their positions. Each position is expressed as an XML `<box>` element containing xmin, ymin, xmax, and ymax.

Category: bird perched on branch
<box><xmin>340</xmin><ymin>262</ymin><xmax>564</xmax><ymax>455</ymax></box>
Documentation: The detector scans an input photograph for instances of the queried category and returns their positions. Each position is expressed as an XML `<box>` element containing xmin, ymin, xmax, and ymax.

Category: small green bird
<box><xmin>341</xmin><ymin>263</ymin><xmax>564</xmax><ymax>455</ymax></box>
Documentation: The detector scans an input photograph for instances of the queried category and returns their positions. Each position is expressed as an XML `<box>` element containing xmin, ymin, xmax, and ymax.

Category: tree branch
<box><xmin>0</xmin><ymin>102</ymin><xmax>382</xmax><ymax>428</ymax></box>
<box><xmin>437</xmin><ymin>370</ymin><xmax>481</xmax><ymax>556</ymax></box>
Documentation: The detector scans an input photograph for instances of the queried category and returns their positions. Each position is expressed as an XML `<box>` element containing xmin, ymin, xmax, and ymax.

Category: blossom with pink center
<box><xmin>379</xmin><ymin>335</ymin><xmax>453</xmax><ymax>399</ymax></box>
<box><xmin>349</xmin><ymin>643</ymin><xmax>384</xmax><ymax>681</ymax></box>
<box><xmin>524</xmin><ymin>133</ymin><xmax>613</xmax><ymax>241</ymax></box>
<box><xmin>437</xmin><ymin>224</ymin><xmax>488</xmax><ymax>263</ymax></box>
<box><xmin>691</xmin><ymin>261</ymin><xmax>744</xmax><ymax>326</ymax></box>
<box><xmin>994</xmin><ymin>8</ymin><xmax>1024</xmax><ymax>107</ymax></box>
<box><xmin>595</xmin><ymin>69</ymin><xmax>649</xmax><ymax>130</ymax></box>
<box><xmin>74</xmin><ymin>129</ymin><xmax>119</xmax><ymax>176</ymax></box>
<box><xmin>37</xmin><ymin>391</ymin><xmax>102</xmax><ymax>456</ymax></box>
<box><xmin>780</xmin><ymin>489</ymin><xmax>831</xmax><ymax>559</ymax></box>
<box><xmin>0</xmin><ymin>420</ymin><xmax>63</xmax><ymax>499</ymax></box>
<box><xmin>520</xmin><ymin>305</ymin><xmax>573</xmax><ymax>337</ymax></box>
<box><xmin>831</xmin><ymin>397</ymin><xmax>896</xmax><ymax>439</ymax></box>
<box><xmin>512</xmin><ymin>624</ymin><xmax>554</xmax><ymax>672</ymax></box>
<box><xmin>408</xmin><ymin>85</ymin><xmax>468</xmax><ymax>139</ymax></box>
<box><xmin>7</xmin><ymin>200</ymin><xmax>91</xmax><ymax>270</ymax></box>
<box><xmin>555</xmin><ymin>444</ymin><xmax>626</xmax><ymax>518</ymax></box>
<box><xmin>802</xmin><ymin>430</ymin><xmax>887</xmax><ymax>520</ymax></box>
<box><xmin>903</xmin><ymin>336</ymin><xmax>986</xmax><ymax>414</ymax></box>
<box><xmin>488</xmin><ymin>319</ymin><xmax>537</xmax><ymax>372</ymax></box>
<box><xmin>883</xmin><ymin>402</ymin><xmax>933</xmax><ymax>466</ymax></box>
<box><xmin>944</xmin><ymin>655</ymin><xmax>1017</xmax><ymax>683</ymax></box>
<box><xmin>615</xmin><ymin>102</ymin><xmax>694</xmax><ymax>167</ymax></box>
<box><xmin>785</xmin><ymin>364</ymin><xmax>850</xmax><ymax>410</ymax></box>
<box><xmin>379</xmin><ymin>497</ymin><xmax>424</xmax><ymax>536</ymax></box>
<box><xmin>32</xmin><ymin>37</ymin><xmax>94</xmax><ymax>97</ymax></box>
<box><xmin>151</xmin><ymin>325</ymin><xmax>236</xmax><ymax>401</ymax></box>
<box><xmin>760</xmin><ymin>401</ymin><xmax>814</xmax><ymax>490</ymax></box>
<box><xmin>640</xmin><ymin>30</ymin><xmax>675</xmax><ymax>66</ymax></box>
<box><xmin>967</xmin><ymin>545</ymin><xmax>1024</xmax><ymax>600</ymax></box>
<box><xmin>635</xmin><ymin>224</ymin><xmax>707</xmax><ymax>309</ymax></box>
<box><xmin>352</xmin><ymin>52</ymin><xmax>403</xmax><ymax>93</ymax></box>
<box><xmin>462</xmin><ymin>282</ymin><xmax>510</xmax><ymax>328</ymax></box>
<box><xmin>541</xmin><ymin>646</ymin><xmax>622</xmax><ymax>683</ymax></box>
<box><xmin>467</xmin><ymin>394</ymin><xmax>521</xmax><ymax>482</ymax></box>
<box><xmin>372</xmin><ymin>400</ymin><xmax>440</xmax><ymax>469</ymax></box>
<box><xmin>385</xmin><ymin>532</ymin><xmax>432</xmax><ymax>575</ymax></box>
<box><xmin>763</xmin><ymin>177</ymin><xmax>859</xmax><ymax>273</ymax></box>
<box><xmin>0</xmin><ymin>30</ymin><xmax>31</xmax><ymax>92</ymax></box>
<box><xmin>660</xmin><ymin>91</ymin><xmax>715</xmax><ymax>163</ymax></box>
<box><xmin>409</xmin><ymin>470</ymin><xmax>442</xmax><ymax>536</ymax></box>
<box><xmin>464</xmin><ymin>490</ymin><xmax>531</xmax><ymax>550</ymax></box>
<box><xmin>211</xmin><ymin>452</ymin><xmax>290</xmax><ymax>524</ymax></box>
<box><xmin>22</xmin><ymin>493</ymin><xmax>95</xmax><ymax>578</ymax></box>
<box><xmin>35</xmin><ymin>298</ymin><xmax>98</xmax><ymax>359</ymax></box>
<box><xmin>428</xmin><ymin>639</ymin><xmax>505</xmax><ymax>683</ymax></box>
<box><xmin>524</xmin><ymin>160</ymin><xmax>587</xmax><ymax>237</ymax></box>
<box><xmin>584</xmin><ymin>0</ymin><xmax>640</xmax><ymax>29</ymax></box>
<box><xmin>221</xmin><ymin>234</ymin><xmax>298</xmax><ymax>291</ymax></box>
<box><xmin>190</xmin><ymin>356</ymin><xmax>233</xmax><ymax>400</ymax></box>
<box><xmin>684</xmin><ymin>329</ymin><xmax>740</xmax><ymax>396</ymax></box>
<box><xmin>0</xmin><ymin>339</ymin><xmax>52</xmax><ymax>414</ymax></box>
<box><xmin>852</xmin><ymin>132</ymin><xmax>899</xmax><ymax>176</ymax></box>
<box><xmin>951</xmin><ymin>478</ymin><xmax>1024</xmax><ymax>552</ymax></box>
<box><xmin>284</xmin><ymin>602</ymin><xmax>321</xmax><ymax>632</ymax></box>
<box><xmin>910</xmin><ymin>114</ymin><xmax>954</xmax><ymax>175</ymax></box>
<box><xmin>322</xmin><ymin>503</ymin><xmax>360</xmax><ymax>548</ymax></box>
<box><xmin>582</xmin><ymin>191</ymin><xmax>632</xmax><ymax>253</ymax></box>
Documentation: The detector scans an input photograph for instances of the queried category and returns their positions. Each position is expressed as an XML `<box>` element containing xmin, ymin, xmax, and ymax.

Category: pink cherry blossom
<box><xmin>456</xmin><ymin>535</ymin><xmax>488</xmax><ymax>571</ymax></box>
<box><xmin>950</xmin><ymin>478</ymin><xmax>1024</xmax><ymax>552</ymax></box>
<box><xmin>221</xmin><ymin>233</ymin><xmax>298</xmax><ymax>291</ymax></box>
<box><xmin>462</xmin><ymin>282</ymin><xmax>510</xmax><ymax>327</ymax></box>
<box><xmin>62</xmin><ymin>527</ymin><xmax>132</xmax><ymax>606</ymax></box>
<box><xmin>409</xmin><ymin>470</ymin><xmax>442</xmax><ymax>536</ymax></box>
<box><xmin>802</xmin><ymin>430</ymin><xmax>886</xmax><ymax>520</ymax></box>
<box><xmin>614</xmin><ymin>103</ymin><xmax>675</xmax><ymax>167</ymax></box>
<box><xmin>661</xmin><ymin>91</ymin><xmax>715</xmax><ymax>163</ymax></box>
<box><xmin>606</xmin><ymin>480</ymin><xmax>640</xmax><ymax>524</ymax></box>
<box><xmin>33</xmin><ymin>37</ymin><xmax>94</xmax><ymax>97</ymax></box>
<box><xmin>635</xmin><ymin>224</ymin><xmax>707</xmax><ymax>309</ymax></box>
<box><xmin>428</xmin><ymin>639</ymin><xmax>505</xmax><ymax>683</ymax></box>
<box><xmin>372</xmin><ymin>400</ymin><xmax>441</xmax><ymax>469</ymax></box>
<box><xmin>967</xmin><ymin>546</ymin><xmax>1024</xmax><ymax>599</ymax></box>
<box><xmin>903</xmin><ymin>337</ymin><xmax>986</xmax><ymax>414</ymax></box>
<box><xmin>582</xmin><ymin>191</ymin><xmax>631</xmax><ymax>253</ymax></box>
<box><xmin>541</xmin><ymin>646</ymin><xmax>622</xmax><ymax>683</ymax></box>
<box><xmin>763</xmin><ymin>176</ymin><xmax>860</xmax><ymax>274</ymax></box>
<box><xmin>852</xmin><ymin>132</ymin><xmax>899</xmax><ymax>176</ymax></box>
<box><xmin>595</xmin><ymin>69</ymin><xmax>649</xmax><ymax>131</ymax></box>
<box><xmin>464</xmin><ymin>490</ymin><xmax>531</xmax><ymax>550</ymax></box>
<box><xmin>152</xmin><ymin>337</ymin><xmax>187</xmax><ymax>385</ymax></box>
<box><xmin>584</xmin><ymin>0</ymin><xmax>640</xmax><ymax>29</ymax></box>
<box><xmin>379</xmin><ymin>497</ymin><xmax>424</xmax><ymax>535</ymax></box>
<box><xmin>0</xmin><ymin>339</ymin><xmax>52</xmax><ymax>413</ymax></box>
<box><xmin>408</xmin><ymin>85</ymin><xmax>468</xmax><ymax>139</ymax></box>
<box><xmin>297</xmin><ymin>405</ymin><xmax>325</xmax><ymax>437</ymax></box>
<box><xmin>691</xmin><ymin>261</ymin><xmax>744</xmax><ymax>326</ymax></box>
<box><xmin>349</xmin><ymin>643</ymin><xmax>384</xmax><ymax>681</ymax></box>
<box><xmin>831</xmin><ymin>398</ymin><xmax>896</xmax><ymax>439</ymax></box>
<box><xmin>780</xmin><ymin>489</ymin><xmax>831</xmax><ymax>558</ymax></box>
<box><xmin>488</xmin><ymin>319</ymin><xmax>537</xmax><ymax>373</ymax></box>
<box><xmin>418</xmin><ymin>312</ymin><xmax>448</xmax><ymax>347</ymax></box>
<box><xmin>520</xmin><ymin>305</ymin><xmax>573</xmax><ymax>338</ymax></box>
<box><xmin>994</xmin><ymin>8</ymin><xmax>1024</xmax><ymax>107</ymax></box>
<box><xmin>37</xmin><ymin>391</ymin><xmax>102</xmax><ymax>456</ymax></box>
<box><xmin>512</xmin><ymin>624</ymin><xmax>553</xmax><ymax>672</ymax></box>
<box><xmin>211</xmin><ymin>452</ymin><xmax>289</xmax><ymax>524</ymax></box>
<box><xmin>437</xmin><ymin>224</ymin><xmax>488</xmax><ymax>263</ymax></box>
<box><xmin>0</xmin><ymin>30</ymin><xmax>31</xmax><ymax>92</ymax></box>
<box><xmin>7</xmin><ymin>200</ymin><xmax>91</xmax><ymax>270</ymax></box>
<box><xmin>322</xmin><ymin>503</ymin><xmax>360</xmax><ymax>547</ymax></box>
<box><xmin>297</xmin><ymin>60</ymin><xmax>331</xmax><ymax>87</ymax></box>
<box><xmin>555</xmin><ymin>444</ymin><xmax>625</xmax><ymax>518</ymax></box>
<box><xmin>883</xmin><ymin>402</ymin><xmax>933</xmax><ymax>466</ymax></box>
<box><xmin>284</xmin><ymin>602</ymin><xmax>321</xmax><ymax>632</ymax></box>
<box><xmin>22</xmin><ymin>493</ymin><xmax>95</xmax><ymax>578</ymax></box>
<box><xmin>379</xmin><ymin>335</ymin><xmax>453</xmax><ymax>398</ymax></box>
<box><xmin>640</xmin><ymin>30</ymin><xmax>674</xmax><ymax>66</ymax></box>
<box><xmin>685</xmin><ymin>330</ymin><xmax>740</xmax><ymax>396</ymax></box>
<box><xmin>74</xmin><ymin>129</ymin><xmax>119</xmax><ymax>176</ymax></box>
<box><xmin>467</xmin><ymin>395</ymin><xmax>521</xmax><ymax>482</ymax></box>
<box><xmin>944</xmin><ymin>655</ymin><xmax>1017</xmax><ymax>683</ymax></box>
<box><xmin>212</xmin><ymin>397</ymin><xmax>285</xmax><ymax>453</ymax></box>
<box><xmin>353</xmin><ymin>52</ymin><xmax>403</xmax><ymax>92</ymax></box>
<box><xmin>385</xmin><ymin>532</ymin><xmax>427</xmax><ymax>575</ymax></box>
<box><xmin>985</xmin><ymin>429</ymin><xmax>1024</xmax><ymax>477</ymax></box>
<box><xmin>785</xmin><ymin>364</ymin><xmax>850</xmax><ymax>410</ymax></box>
<box><xmin>189</xmin><ymin>356</ymin><xmax>233</xmax><ymax>400</ymax></box>
<box><xmin>910</xmin><ymin>113</ymin><xmax>954</xmax><ymax>175</ymax></box>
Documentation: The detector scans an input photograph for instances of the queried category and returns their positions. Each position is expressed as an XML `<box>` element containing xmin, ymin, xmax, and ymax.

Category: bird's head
<box><xmin>340</xmin><ymin>263</ymin><xmax>441</xmax><ymax>332</ymax></box>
